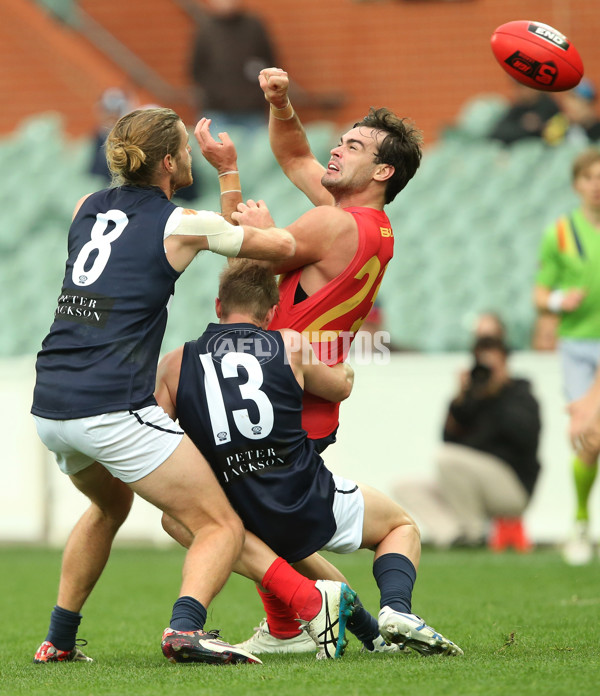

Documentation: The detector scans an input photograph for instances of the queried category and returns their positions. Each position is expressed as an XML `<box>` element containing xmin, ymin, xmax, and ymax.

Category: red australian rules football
<box><xmin>491</xmin><ymin>20</ymin><xmax>584</xmax><ymax>92</ymax></box>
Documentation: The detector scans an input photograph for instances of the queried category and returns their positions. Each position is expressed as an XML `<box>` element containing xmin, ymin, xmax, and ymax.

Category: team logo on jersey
<box><xmin>251</xmin><ymin>426</ymin><xmax>262</xmax><ymax>436</ymax></box>
<box><xmin>206</xmin><ymin>328</ymin><xmax>280</xmax><ymax>364</ymax></box>
<box><xmin>217</xmin><ymin>431</ymin><xmax>228</xmax><ymax>441</ymax></box>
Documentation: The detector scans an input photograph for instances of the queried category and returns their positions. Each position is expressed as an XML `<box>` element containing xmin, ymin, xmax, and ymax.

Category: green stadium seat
<box><xmin>0</xmin><ymin>113</ymin><xmax>588</xmax><ymax>355</ymax></box>
<box><xmin>454</xmin><ymin>94</ymin><xmax>510</xmax><ymax>139</ymax></box>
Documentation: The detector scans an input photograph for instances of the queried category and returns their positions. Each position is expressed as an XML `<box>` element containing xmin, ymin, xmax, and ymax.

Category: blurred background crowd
<box><xmin>2</xmin><ymin>0</ymin><xmax>600</xmax><ymax>557</ymax></box>
<box><xmin>2</xmin><ymin>0</ymin><xmax>600</xmax><ymax>355</ymax></box>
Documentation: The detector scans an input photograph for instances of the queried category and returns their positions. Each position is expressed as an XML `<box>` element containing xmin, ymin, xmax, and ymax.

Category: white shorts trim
<box><xmin>33</xmin><ymin>405</ymin><xmax>184</xmax><ymax>484</ymax></box>
<box><xmin>321</xmin><ymin>474</ymin><xmax>365</xmax><ymax>554</ymax></box>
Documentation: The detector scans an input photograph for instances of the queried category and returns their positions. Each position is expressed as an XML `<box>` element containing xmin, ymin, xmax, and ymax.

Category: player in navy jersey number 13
<box><xmin>156</xmin><ymin>261</ymin><xmax>463</xmax><ymax>658</ymax></box>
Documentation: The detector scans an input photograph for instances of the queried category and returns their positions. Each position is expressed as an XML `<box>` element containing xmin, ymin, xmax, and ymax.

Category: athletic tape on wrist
<box><xmin>218</xmin><ymin>171</ymin><xmax>241</xmax><ymax>195</ymax></box>
<box><xmin>270</xmin><ymin>100</ymin><xmax>295</xmax><ymax>121</ymax></box>
<box><xmin>547</xmin><ymin>289</ymin><xmax>565</xmax><ymax>313</ymax></box>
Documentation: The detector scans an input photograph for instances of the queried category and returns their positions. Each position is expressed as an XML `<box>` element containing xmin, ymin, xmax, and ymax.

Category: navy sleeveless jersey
<box><xmin>32</xmin><ymin>186</ymin><xmax>181</xmax><ymax>419</ymax></box>
<box><xmin>177</xmin><ymin>323</ymin><xmax>336</xmax><ymax>562</ymax></box>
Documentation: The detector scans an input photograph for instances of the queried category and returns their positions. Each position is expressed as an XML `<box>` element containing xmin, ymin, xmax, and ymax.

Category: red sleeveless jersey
<box><xmin>268</xmin><ymin>206</ymin><xmax>394</xmax><ymax>438</ymax></box>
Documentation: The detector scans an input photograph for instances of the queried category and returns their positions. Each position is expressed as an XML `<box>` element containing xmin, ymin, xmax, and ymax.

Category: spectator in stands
<box><xmin>187</xmin><ymin>1</ymin><xmax>344</xmax><ymax>132</ymax></box>
<box><xmin>89</xmin><ymin>88</ymin><xmax>132</xmax><ymax>182</ymax></box>
<box><xmin>489</xmin><ymin>81</ymin><xmax>559</xmax><ymax>145</ymax></box>
<box><xmin>474</xmin><ymin>311</ymin><xmax>506</xmax><ymax>341</ymax></box>
<box><xmin>89</xmin><ymin>88</ymin><xmax>199</xmax><ymax>202</ymax></box>
<box><xmin>188</xmin><ymin>0</ymin><xmax>277</xmax><ymax>131</ymax></box>
<box><xmin>544</xmin><ymin>78</ymin><xmax>600</xmax><ymax>147</ymax></box>
<box><xmin>393</xmin><ymin>336</ymin><xmax>541</xmax><ymax>550</ymax></box>
<box><xmin>533</xmin><ymin>147</ymin><xmax>600</xmax><ymax>565</ymax></box>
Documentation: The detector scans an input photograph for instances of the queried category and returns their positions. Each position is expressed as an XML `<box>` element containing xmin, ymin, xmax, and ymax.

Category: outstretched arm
<box><xmin>233</xmin><ymin>202</ymin><xmax>357</xmax><ymax>276</ymax></box>
<box><xmin>163</xmin><ymin>207</ymin><xmax>295</xmax><ymax>272</ymax></box>
<box><xmin>194</xmin><ymin>118</ymin><xmax>242</xmax><ymax>224</ymax></box>
<box><xmin>259</xmin><ymin>68</ymin><xmax>334</xmax><ymax>207</ymax></box>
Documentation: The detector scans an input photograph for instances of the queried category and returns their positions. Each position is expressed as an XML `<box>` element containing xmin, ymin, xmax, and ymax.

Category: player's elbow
<box><xmin>340</xmin><ymin>365</ymin><xmax>354</xmax><ymax>401</ymax></box>
<box><xmin>263</xmin><ymin>227</ymin><xmax>296</xmax><ymax>263</ymax></box>
<box><xmin>275</xmin><ymin>229</ymin><xmax>296</xmax><ymax>259</ymax></box>
<box><xmin>338</xmin><ymin>380</ymin><xmax>353</xmax><ymax>402</ymax></box>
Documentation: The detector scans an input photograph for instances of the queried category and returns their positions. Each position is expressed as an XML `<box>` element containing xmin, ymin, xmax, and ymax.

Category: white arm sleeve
<box><xmin>164</xmin><ymin>208</ymin><xmax>244</xmax><ymax>257</ymax></box>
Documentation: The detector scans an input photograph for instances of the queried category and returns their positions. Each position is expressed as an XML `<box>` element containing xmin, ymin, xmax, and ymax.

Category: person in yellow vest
<box><xmin>534</xmin><ymin>147</ymin><xmax>600</xmax><ymax>565</ymax></box>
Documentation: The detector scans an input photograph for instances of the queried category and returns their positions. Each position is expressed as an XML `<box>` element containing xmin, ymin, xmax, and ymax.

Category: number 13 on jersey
<box><xmin>200</xmin><ymin>352</ymin><xmax>274</xmax><ymax>445</ymax></box>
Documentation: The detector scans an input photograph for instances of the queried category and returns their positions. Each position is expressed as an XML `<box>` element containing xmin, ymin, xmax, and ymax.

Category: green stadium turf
<box><xmin>1</xmin><ymin>546</ymin><xmax>596</xmax><ymax>695</ymax></box>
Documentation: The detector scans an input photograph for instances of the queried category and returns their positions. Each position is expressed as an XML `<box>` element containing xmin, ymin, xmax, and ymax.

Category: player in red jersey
<box><xmin>198</xmin><ymin>67</ymin><xmax>421</xmax><ymax>442</ymax></box>
<box><xmin>195</xmin><ymin>69</ymin><xmax>431</xmax><ymax>655</ymax></box>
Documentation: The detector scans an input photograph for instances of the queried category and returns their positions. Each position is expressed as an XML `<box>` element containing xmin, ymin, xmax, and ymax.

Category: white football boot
<box><xmin>234</xmin><ymin>619</ymin><xmax>315</xmax><ymax>654</ymax></box>
<box><xmin>378</xmin><ymin>607</ymin><xmax>463</xmax><ymax>656</ymax></box>
<box><xmin>300</xmin><ymin>580</ymin><xmax>357</xmax><ymax>659</ymax></box>
<box><xmin>362</xmin><ymin>633</ymin><xmax>408</xmax><ymax>654</ymax></box>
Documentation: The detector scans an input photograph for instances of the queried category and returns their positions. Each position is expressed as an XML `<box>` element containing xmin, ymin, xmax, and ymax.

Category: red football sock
<box><xmin>257</xmin><ymin>586</ymin><xmax>303</xmax><ymax>639</ymax></box>
<box><xmin>261</xmin><ymin>557</ymin><xmax>321</xmax><ymax>621</ymax></box>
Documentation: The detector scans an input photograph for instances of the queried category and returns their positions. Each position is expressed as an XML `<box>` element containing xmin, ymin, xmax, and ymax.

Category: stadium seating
<box><xmin>452</xmin><ymin>93</ymin><xmax>510</xmax><ymax>140</ymax></box>
<box><xmin>0</xmin><ymin>112</ymin><xmax>586</xmax><ymax>356</ymax></box>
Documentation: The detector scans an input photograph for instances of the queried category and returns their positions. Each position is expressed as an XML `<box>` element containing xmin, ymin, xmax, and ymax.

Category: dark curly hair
<box><xmin>354</xmin><ymin>108</ymin><xmax>423</xmax><ymax>204</ymax></box>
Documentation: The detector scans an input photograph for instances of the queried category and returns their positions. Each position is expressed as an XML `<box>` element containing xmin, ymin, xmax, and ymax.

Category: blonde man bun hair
<box><xmin>105</xmin><ymin>107</ymin><xmax>182</xmax><ymax>186</ymax></box>
<box><xmin>106</xmin><ymin>139</ymin><xmax>146</xmax><ymax>177</ymax></box>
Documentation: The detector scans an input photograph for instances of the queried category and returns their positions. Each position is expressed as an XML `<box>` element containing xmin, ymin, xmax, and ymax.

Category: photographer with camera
<box><xmin>393</xmin><ymin>336</ymin><xmax>541</xmax><ymax>549</ymax></box>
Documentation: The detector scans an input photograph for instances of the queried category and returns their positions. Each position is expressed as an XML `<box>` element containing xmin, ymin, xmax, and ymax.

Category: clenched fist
<box><xmin>259</xmin><ymin>68</ymin><xmax>290</xmax><ymax>109</ymax></box>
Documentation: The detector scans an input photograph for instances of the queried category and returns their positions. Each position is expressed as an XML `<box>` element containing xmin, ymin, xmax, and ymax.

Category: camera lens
<box><xmin>470</xmin><ymin>363</ymin><xmax>492</xmax><ymax>384</ymax></box>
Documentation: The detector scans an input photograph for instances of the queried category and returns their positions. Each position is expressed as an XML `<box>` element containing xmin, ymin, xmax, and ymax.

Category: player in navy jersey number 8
<box><xmin>30</xmin><ymin>107</ymin><xmax>302</xmax><ymax>666</ymax></box>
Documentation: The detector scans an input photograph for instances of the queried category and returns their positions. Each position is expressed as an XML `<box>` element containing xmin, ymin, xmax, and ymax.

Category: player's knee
<box><xmin>577</xmin><ymin>442</ymin><xmax>600</xmax><ymax>460</ymax></box>
<box><xmin>161</xmin><ymin>511</ymin><xmax>173</xmax><ymax>534</ymax></box>
<box><xmin>221</xmin><ymin>511</ymin><xmax>245</xmax><ymax>556</ymax></box>
<box><xmin>188</xmin><ymin>506</ymin><xmax>245</xmax><ymax>555</ymax></box>
<box><xmin>104</xmin><ymin>479</ymin><xmax>134</xmax><ymax>527</ymax></box>
<box><xmin>407</xmin><ymin>516</ymin><xmax>421</xmax><ymax>542</ymax></box>
<box><xmin>393</xmin><ymin>507</ymin><xmax>421</xmax><ymax>544</ymax></box>
<box><xmin>89</xmin><ymin>481</ymin><xmax>132</xmax><ymax>533</ymax></box>
<box><xmin>161</xmin><ymin>511</ymin><xmax>179</xmax><ymax>540</ymax></box>
<box><xmin>212</xmin><ymin>508</ymin><xmax>245</xmax><ymax>557</ymax></box>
